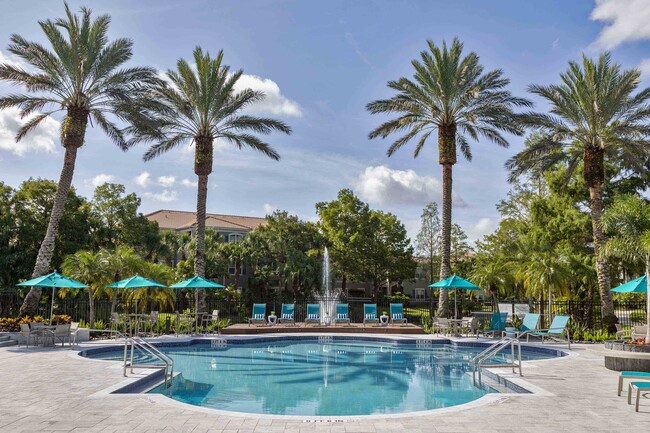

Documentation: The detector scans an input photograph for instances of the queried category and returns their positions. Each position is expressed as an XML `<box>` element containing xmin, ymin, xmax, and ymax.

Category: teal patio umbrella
<box><xmin>107</xmin><ymin>275</ymin><xmax>166</xmax><ymax>313</ymax></box>
<box><xmin>612</xmin><ymin>276</ymin><xmax>649</xmax><ymax>342</ymax></box>
<box><xmin>429</xmin><ymin>275</ymin><xmax>481</xmax><ymax>317</ymax></box>
<box><xmin>169</xmin><ymin>276</ymin><xmax>224</xmax><ymax>332</ymax></box>
<box><xmin>611</xmin><ymin>275</ymin><xmax>647</xmax><ymax>293</ymax></box>
<box><xmin>17</xmin><ymin>272</ymin><xmax>89</xmax><ymax>325</ymax></box>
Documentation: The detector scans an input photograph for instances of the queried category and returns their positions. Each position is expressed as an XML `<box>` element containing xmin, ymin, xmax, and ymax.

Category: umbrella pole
<box><xmin>49</xmin><ymin>287</ymin><xmax>55</xmax><ymax>325</ymax></box>
<box><xmin>454</xmin><ymin>289</ymin><xmax>457</xmax><ymax>319</ymax></box>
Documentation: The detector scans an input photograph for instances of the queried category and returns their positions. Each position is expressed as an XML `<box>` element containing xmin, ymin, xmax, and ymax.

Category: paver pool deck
<box><xmin>1</xmin><ymin>335</ymin><xmax>648</xmax><ymax>433</ymax></box>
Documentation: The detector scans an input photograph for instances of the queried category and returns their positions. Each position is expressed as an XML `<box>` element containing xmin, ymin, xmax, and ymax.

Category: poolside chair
<box><xmin>305</xmin><ymin>304</ymin><xmax>320</xmax><ymax>326</ymax></box>
<box><xmin>461</xmin><ymin>316</ymin><xmax>479</xmax><ymax>337</ymax></box>
<box><xmin>249</xmin><ymin>304</ymin><xmax>267</xmax><ymax>326</ymax></box>
<box><xmin>618</xmin><ymin>371</ymin><xmax>650</xmax><ymax>396</ymax></box>
<box><xmin>201</xmin><ymin>310</ymin><xmax>220</xmax><ymax>334</ymax></box>
<box><xmin>279</xmin><ymin>304</ymin><xmax>295</xmax><ymax>325</ymax></box>
<box><xmin>334</xmin><ymin>303</ymin><xmax>350</xmax><ymax>326</ymax></box>
<box><xmin>363</xmin><ymin>304</ymin><xmax>378</xmax><ymax>326</ymax></box>
<box><xmin>526</xmin><ymin>315</ymin><xmax>571</xmax><ymax>348</ymax></box>
<box><xmin>615</xmin><ymin>324</ymin><xmax>630</xmax><ymax>340</ymax></box>
<box><xmin>19</xmin><ymin>324</ymin><xmax>39</xmax><ymax>348</ymax></box>
<box><xmin>69</xmin><ymin>322</ymin><xmax>80</xmax><ymax>349</ymax></box>
<box><xmin>110</xmin><ymin>313</ymin><xmax>126</xmax><ymax>336</ymax></box>
<box><xmin>434</xmin><ymin>317</ymin><xmax>452</xmax><ymax>335</ymax></box>
<box><xmin>632</xmin><ymin>325</ymin><xmax>648</xmax><ymax>340</ymax></box>
<box><xmin>45</xmin><ymin>324</ymin><xmax>71</xmax><ymax>347</ymax></box>
<box><xmin>390</xmin><ymin>303</ymin><xmax>408</xmax><ymax>326</ymax></box>
<box><xmin>628</xmin><ymin>382</ymin><xmax>650</xmax><ymax>412</ymax></box>
<box><xmin>174</xmin><ymin>311</ymin><xmax>193</xmax><ymax>336</ymax></box>
<box><xmin>478</xmin><ymin>312</ymin><xmax>508</xmax><ymax>338</ymax></box>
<box><xmin>511</xmin><ymin>313</ymin><xmax>541</xmax><ymax>338</ymax></box>
<box><xmin>146</xmin><ymin>311</ymin><xmax>159</xmax><ymax>336</ymax></box>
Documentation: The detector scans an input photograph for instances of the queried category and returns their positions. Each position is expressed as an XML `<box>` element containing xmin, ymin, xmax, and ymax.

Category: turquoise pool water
<box><xmin>100</xmin><ymin>340</ymin><xmax>556</xmax><ymax>416</ymax></box>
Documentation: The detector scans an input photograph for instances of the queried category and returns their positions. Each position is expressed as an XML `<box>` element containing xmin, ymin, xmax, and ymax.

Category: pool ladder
<box><xmin>122</xmin><ymin>336</ymin><xmax>174</xmax><ymax>389</ymax></box>
<box><xmin>470</xmin><ymin>331</ymin><xmax>531</xmax><ymax>387</ymax></box>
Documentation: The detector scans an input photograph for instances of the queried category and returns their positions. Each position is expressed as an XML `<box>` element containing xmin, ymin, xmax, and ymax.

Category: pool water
<box><xmin>123</xmin><ymin>340</ymin><xmax>555</xmax><ymax>416</ymax></box>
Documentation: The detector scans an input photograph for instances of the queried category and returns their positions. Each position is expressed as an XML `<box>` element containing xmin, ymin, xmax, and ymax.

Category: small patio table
<box><xmin>128</xmin><ymin>314</ymin><xmax>152</xmax><ymax>337</ymax></box>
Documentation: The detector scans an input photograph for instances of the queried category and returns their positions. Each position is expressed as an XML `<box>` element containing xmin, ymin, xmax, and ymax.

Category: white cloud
<box><xmin>263</xmin><ymin>203</ymin><xmax>276</xmax><ymax>215</ymax></box>
<box><xmin>181</xmin><ymin>178</ymin><xmax>198</xmax><ymax>188</ymax></box>
<box><xmin>134</xmin><ymin>171</ymin><xmax>151</xmax><ymax>188</ymax></box>
<box><xmin>157</xmin><ymin>175</ymin><xmax>175</xmax><ymax>187</ymax></box>
<box><xmin>353</xmin><ymin>165</ymin><xmax>465</xmax><ymax>207</ymax></box>
<box><xmin>87</xmin><ymin>173</ymin><xmax>115</xmax><ymax>188</ymax></box>
<box><xmin>638</xmin><ymin>58</ymin><xmax>650</xmax><ymax>79</ymax></box>
<box><xmin>234</xmin><ymin>74</ymin><xmax>302</xmax><ymax>117</ymax></box>
<box><xmin>590</xmin><ymin>0</ymin><xmax>650</xmax><ymax>50</ymax></box>
<box><xmin>143</xmin><ymin>189</ymin><xmax>178</xmax><ymax>203</ymax></box>
<box><xmin>0</xmin><ymin>50</ymin><xmax>25</xmax><ymax>69</ymax></box>
<box><xmin>0</xmin><ymin>107</ymin><xmax>60</xmax><ymax>156</ymax></box>
<box><xmin>551</xmin><ymin>38</ymin><xmax>560</xmax><ymax>49</ymax></box>
<box><xmin>466</xmin><ymin>217</ymin><xmax>499</xmax><ymax>242</ymax></box>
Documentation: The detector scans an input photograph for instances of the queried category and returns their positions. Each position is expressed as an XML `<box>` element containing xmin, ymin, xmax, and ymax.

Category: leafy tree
<box><xmin>506</xmin><ymin>53</ymin><xmax>650</xmax><ymax>320</ymax></box>
<box><xmin>367</xmin><ymin>38</ymin><xmax>529</xmax><ymax>316</ymax></box>
<box><xmin>0</xmin><ymin>3</ymin><xmax>160</xmax><ymax>316</ymax></box>
<box><xmin>450</xmin><ymin>223</ymin><xmax>472</xmax><ymax>275</ymax></box>
<box><xmin>130</xmin><ymin>47</ymin><xmax>291</xmax><ymax>312</ymax></box>
<box><xmin>316</xmin><ymin>189</ymin><xmax>371</xmax><ymax>292</ymax></box>
<box><xmin>415</xmin><ymin>203</ymin><xmax>441</xmax><ymax>282</ymax></box>
<box><xmin>12</xmin><ymin>179</ymin><xmax>91</xmax><ymax>283</ymax></box>
<box><xmin>602</xmin><ymin>195</ymin><xmax>650</xmax><ymax>342</ymax></box>
<box><xmin>361</xmin><ymin>210</ymin><xmax>416</xmax><ymax>296</ymax></box>
<box><xmin>0</xmin><ymin>183</ymin><xmax>16</xmax><ymax>287</ymax></box>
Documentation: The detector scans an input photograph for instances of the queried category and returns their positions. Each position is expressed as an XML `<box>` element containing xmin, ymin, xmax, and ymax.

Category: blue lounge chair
<box><xmin>279</xmin><ymin>303</ymin><xmax>295</xmax><ymax>325</ymax></box>
<box><xmin>511</xmin><ymin>313</ymin><xmax>541</xmax><ymax>338</ymax></box>
<box><xmin>628</xmin><ymin>382</ymin><xmax>650</xmax><ymax>412</ymax></box>
<box><xmin>305</xmin><ymin>304</ymin><xmax>320</xmax><ymax>326</ymax></box>
<box><xmin>363</xmin><ymin>304</ymin><xmax>378</xmax><ymax>326</ymax></box>
<box><xmin>248</xmin><ymin>303</ymin><xmax>267</xmax><ymax>326</ymax></box>
<box><xmin>526</xmin><ymin>315</ymin><xmax>571</xmax><ymax>348</ymax></box>
<box><xmin>618</xmin><ymin>371</ymin><xmax>650</xmax><ymax>396</ymax></box>
<box><xmin>478</xmin><ymin>312</ymin><xmax>508</xmax><ymax>338</ymax></box>
<box><xmin>390</xmin><ymin>303</ymin><xmax>408</xmax><ymax>325</ymax></box>
<box><xmin>334</xmin><ymin>303</ymin><xmax>350</xmax><ymax>326</ymax></box>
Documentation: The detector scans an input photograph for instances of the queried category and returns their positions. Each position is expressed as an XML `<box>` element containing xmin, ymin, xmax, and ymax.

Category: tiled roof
<box><xmin>145</xmin><ymin>209</ymin><xmax>267</xmax><ymax>231</ymax></box>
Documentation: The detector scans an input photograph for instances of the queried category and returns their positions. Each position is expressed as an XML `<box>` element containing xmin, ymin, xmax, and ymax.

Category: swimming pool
<box><xmin>83</xmin><ymin>338</ymin><xmax>563</xmax><ymax>416</ymax></box>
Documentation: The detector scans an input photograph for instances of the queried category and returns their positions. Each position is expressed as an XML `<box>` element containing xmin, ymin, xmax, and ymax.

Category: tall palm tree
<box><xmin>506</xmin><ymin>53</ymin><xmax>650</xmax><ymax>321</ymax></box>
<box><xmin>602</xmin><ymin>195</ymin><xmax>650</xmax><ymax>343</ymax></box>
<box><xmin>366</xmin><ymin>38</ymin><xmax>529</xmax><ymax>316</ymax></box>
<box><xmin>130</xmin><ymin>47</ymin><xmax>291</xmax><ymax>311</ymax></box>
<box><xmin>0</xmin><ymin>3</ymin><xmax>160</xmax><ymax>316</ymax></box>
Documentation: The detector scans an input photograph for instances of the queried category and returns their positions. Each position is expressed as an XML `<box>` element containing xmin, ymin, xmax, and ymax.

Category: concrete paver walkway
<box><xmin>0</xmin><ymin>338</ymin><xmax>648</xmax><ymax>432</ymax></box>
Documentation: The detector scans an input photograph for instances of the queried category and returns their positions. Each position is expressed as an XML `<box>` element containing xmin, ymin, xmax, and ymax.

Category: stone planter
<box><xmin>603</xmin><ymin>340</ymin><xmax>650</xmax><ymax>372</ymax></box>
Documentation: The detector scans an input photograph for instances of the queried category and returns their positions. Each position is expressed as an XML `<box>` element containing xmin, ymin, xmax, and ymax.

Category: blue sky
<box><xmin>1</xmin><ymin>0</ymin><xmax>650</xmax><ymax>242</ymax></box>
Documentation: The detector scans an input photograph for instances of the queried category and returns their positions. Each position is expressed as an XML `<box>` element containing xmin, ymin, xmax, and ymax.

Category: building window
<box><xmin>228</xmin><ymin>262</ymin><xmax>245</xmax><ymax>275</ymax></box>
<box><xmin>228</xmin><ymin>233</ymin><xmax>243</xmax><ymax>243</ymax></box>
<box><xmin>415</xmin><ymin>288</ymin><xmax>425</xmax><ymax>300</ymax></box>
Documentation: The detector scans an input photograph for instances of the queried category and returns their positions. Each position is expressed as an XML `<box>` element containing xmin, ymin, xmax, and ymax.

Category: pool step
<box><xmin>0</xmin><ymin>335</ymin><xmax>17</xmax><ymax>347</ymax></box>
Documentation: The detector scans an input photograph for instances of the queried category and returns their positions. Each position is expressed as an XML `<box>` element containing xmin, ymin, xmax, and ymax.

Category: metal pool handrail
<box><xmin>470</xmin><ymin>331</ymin><xmax>532</xmax><ymax>386</ymax></box>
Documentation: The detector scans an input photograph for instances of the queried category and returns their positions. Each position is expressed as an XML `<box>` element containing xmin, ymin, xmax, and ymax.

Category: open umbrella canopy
<box><xmin>611</xmin><ymin>275</ymin><xmax>647</xmax><ymax>293</ymax></box>
<box><xmin>17</xmin><ymin>272</ymin><xmax>88</xmax><ymax>288</ymax></box>
<box><xmin>169</xmin><ymin>276</ymin><xmax>225</xmax><ymax>289</ymax></box>
<box><xmin>429</xmin><ymin>275</ymin><xmax>480</xmax><ymax>290</ymax></box>
<box><xmin>107</xmin><ymin>275</ymin><xmax>166</xmax><ymax>289</ymax></box>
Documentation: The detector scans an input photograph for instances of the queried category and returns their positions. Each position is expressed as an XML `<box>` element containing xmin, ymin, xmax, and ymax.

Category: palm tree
<box><xmin>62</xmin><ymin>250</ymin><xmax>108</xmax><ymax>326</ymax></box>
<box><xmin>0</xmin><ymin>3</ymin><xmax>160</xmax><ymax>316</ymax></box>
<box><xmin>366</xmin><ymin>38</ymin><xmax>529</xmax><ymax>316</ymax></box>
<box><xmin>602</xmin><ymin>195</ymin><xmax>650</xmax><ymax>343</ymax></box>
<box><xmin>471</xmin><ymin>258</ymin><xmax>513</xmax><ymax>308</ymax></box>
<box><xmin>130</xmin><ymin>47</ymin><xmax>291</xmax><ymax>311</ymax></box>
<box><xmin>506</xmin><ymin>53</ymin><xmax>650</xmax><ymax>321</ymax></box>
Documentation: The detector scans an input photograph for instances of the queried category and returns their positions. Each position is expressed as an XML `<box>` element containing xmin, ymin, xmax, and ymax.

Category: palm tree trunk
<box><xmin>111</xmin><ymin>289</ymin><xmax>118</xmax><ymax>315</ymax></box>
<box><xmin>20</xmin><ymin>107</ymin><xmax>88</xmax><ymax>317</ymax></box>
<box><xmin>194</xmin><ymin>173</ymin><xmax>209</xmax><ymax>312</ymax></box>
<box><xmin>20</xmin><ymin>145</ymin><xmax>79</xmax><ymax>317</ymax></box>
<box><xmin>437</xmin><ymin>163</ymin><xmax>453</xmax><ymax>317</ymax></box>
<box><xmin>88</xmin><ymin>287</ymin><xmax>95</xmax><ymax>326</ymax></box>
<box><xmin>194</xmin><ymin>135</ymin><xmax>213</xmax><ymax>314</ymax></box>
<box><xmin>588</xmin><ymin>185</ymin><xmax>614</xmax><ymax>318</ymax></box>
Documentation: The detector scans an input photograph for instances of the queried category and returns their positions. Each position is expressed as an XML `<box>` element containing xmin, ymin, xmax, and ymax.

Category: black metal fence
<box><xmin>0</xmin><ymin>288</ymin><xmax>646</xmax><ymax>331</ymax></box>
